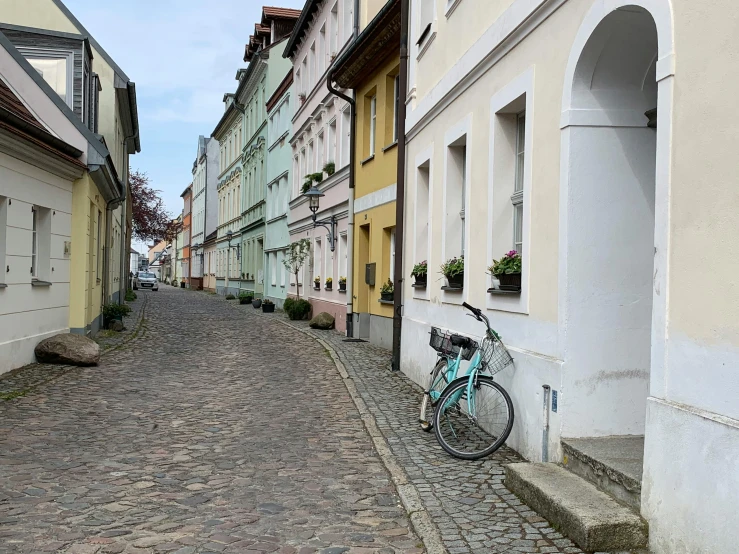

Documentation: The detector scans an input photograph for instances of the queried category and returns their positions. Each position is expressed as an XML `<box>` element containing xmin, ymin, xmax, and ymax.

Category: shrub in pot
<box><xmin>489</xmin><ymin>250</ymin><xmax>522</xmax><ymax>290</ymax></box>
<box><xmin>103</xmin><ymin>303</ymin><xmax>131</xmax><ymax>325</ymax></box>
<box><xmin>325</xmin><ymin>277</ymin><xmax>333</xmax><ymax>290</ymax></box>
<box><xmin>323</xmin><ymin>161</ymin><xmax>336</xmax><ymax>176</ymax></box>
<box><xmin>284</xmin><ymin>297</ymin><xmax>312</xmax><ymax>320</ymax></box>
<box><xmin>239</xmin><ymin>292</ymin><xmax>253</xmax><ymax>305</ymax></box>
<box><xmin>339</xmin><ymin>276</ymin><xmax>347</xmax><ymax>291</ymax></box>
<box><xmin>314</xmin><ymin>275</ymin><xmax>321</xmax><ymax>289</ymax></box>
<box><xmin>262</xmin><ymin>299</ymin><xmax>275</xmax><ymax>313</ymax></box>
<box><xmin>411</xmin><ymin>261</ymin><xmax>428</xmax><ymax>286</ymax></box>
<box><xmin>440</xmin><ymin>255</ymin><xmax>464</xmax><ymax>288</ymax></box>
<box><xmin>380</xmin><ymin>278</ymin><xmax>394</xmax><ymax>301</ymax></box>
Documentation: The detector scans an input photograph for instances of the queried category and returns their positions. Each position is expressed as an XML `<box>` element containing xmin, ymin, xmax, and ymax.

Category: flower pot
<box><xmin>446</xmin><ymin>273</ymin><xmax>464</xmax><ymax>288</ymax></box>
<box><xmin>240</xmin><ymin>298</ymin><xmax>252</xmax><ymax>305</ymax></box>
<box><xmin>252</xmin><ymin>299</ymin><xmax>262</xmax><ymax>309</ymax></box>
<box><xmin>381</xmin><ymin>292</ymin><xmax>394</xmax><ymax>302</ymax></box>
<box><xmin>496</xmin><ymin>272</ymin><xmax>521</xmax><ymax>290</ymax></box>
<box><xmin>339</xmin><ymin>283</ymin><xmax>346</xmax><ymax>291</ymax></box>
<box><xmin>325</xmin><ymin>284</ymin><xmax>332</xmax><ymax>291</ymax></box>
<box><xmin>262</xmin><ymin>303</ymin><xmax>275</xmax><ymax>313</ymax></box>
<box><xmin>413</xmin><ymin>274</ymin><xmax>427</xmax><ymax>286</ymax></box>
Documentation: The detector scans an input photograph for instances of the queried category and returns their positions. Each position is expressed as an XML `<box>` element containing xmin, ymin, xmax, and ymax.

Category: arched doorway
<box><xmin>560</xmin><ymin>4</ymin><xmax>671</xmax><ymax>442</ymax></box>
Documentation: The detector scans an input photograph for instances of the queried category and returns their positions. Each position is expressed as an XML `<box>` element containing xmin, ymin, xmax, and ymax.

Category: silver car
<box><xmin>133</xmin><ymin>271</ymin><xmax>159</xmax><ymax>291</ymax></box>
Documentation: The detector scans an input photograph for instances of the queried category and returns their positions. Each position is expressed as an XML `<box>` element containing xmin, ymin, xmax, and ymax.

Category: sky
<box><xmin>62</xmin><ymin>0</ymin><xmax>306</xmax><ymax>250</ymax></box>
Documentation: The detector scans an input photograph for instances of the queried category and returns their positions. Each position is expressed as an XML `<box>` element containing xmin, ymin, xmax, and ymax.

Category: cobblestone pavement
<box><xmin>256</xmin><ymin>313</ymin><xmax>585</xmax><ymax>554</ymax></box>
<box><xmin>0</xmin><ymin>287</ymin><xmax>421</xmax><ymax>554</ymax></box>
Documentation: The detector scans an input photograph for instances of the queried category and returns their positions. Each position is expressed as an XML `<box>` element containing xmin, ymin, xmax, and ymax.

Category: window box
<box><xmin>487</xmin><ymin>287</ymin><xmax>521</xmax><ymax>295</ymax></box>
<box><xmin>378</xmin><ymin>298</ymin><xmax>393</xmax><ymax>305</ymax></box>
<box><xmin>441</xmin><ymin>285</ymin><xmax>463</xmax><ymax>292</ymax></box>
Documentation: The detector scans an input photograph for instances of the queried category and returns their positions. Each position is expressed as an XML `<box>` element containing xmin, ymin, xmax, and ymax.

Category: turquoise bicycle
<box><xmin>427</xmin><ymin>302</ymin><xmax>515</xmax><ymax>460</ymax></box>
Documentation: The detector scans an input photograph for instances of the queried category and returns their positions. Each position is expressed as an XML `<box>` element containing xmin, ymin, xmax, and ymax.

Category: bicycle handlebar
<box><xmin>463</xmin><ymin>302</ymin><xmax>493</xmax><ymax>334</ymax></box>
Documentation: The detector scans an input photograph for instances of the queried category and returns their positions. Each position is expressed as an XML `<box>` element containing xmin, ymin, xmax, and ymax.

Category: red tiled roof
<box><xmin>256</xmin><ymin>24</ymin><xmax>270</xmax><ymax>34</ymax></box>
<box><xmin>0</xmin><ymin>78</ymin><xmax>45</xmax><ymax>133</ymax></box>
<box><xmin>263</xmin><ymin>6</ymin><xmax>302</xmax><ymax>19</ymax></box>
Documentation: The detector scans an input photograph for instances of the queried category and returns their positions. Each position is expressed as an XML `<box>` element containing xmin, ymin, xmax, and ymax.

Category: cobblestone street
<box><xmin>0</xmin><ymin>287</ymin><xmax>583</xmax><ymax>554</ymax></box>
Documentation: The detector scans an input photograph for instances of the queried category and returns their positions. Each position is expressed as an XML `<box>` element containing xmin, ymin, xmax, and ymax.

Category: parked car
<box><xmin>133</xmin><ymin>271</ymin><xmax>159</xmax><ymax>291</ymax></box>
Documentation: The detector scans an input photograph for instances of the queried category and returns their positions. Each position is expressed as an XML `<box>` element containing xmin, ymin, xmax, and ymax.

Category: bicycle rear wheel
<box><xmin>433</xmin><ymin>375</ymin><xmax>514</xmax><ymax>460</ymax></box>
<box><xmin>419</xmin><ymin>359</ymin><xmax>449</xmax><ymax>431</ymax></box>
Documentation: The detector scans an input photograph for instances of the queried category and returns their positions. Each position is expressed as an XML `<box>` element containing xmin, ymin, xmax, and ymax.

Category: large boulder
<box><xmin>309</xmin><ymin>312</ymin><xmax>335</xmax><ymax>330</ymax></box>
<box><xmin>34</xmin><ymin>333</ymin><xmax>100</xmax><ymax>366</ymax></box>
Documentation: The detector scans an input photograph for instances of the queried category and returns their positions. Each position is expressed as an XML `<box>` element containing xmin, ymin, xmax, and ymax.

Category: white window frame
<box><xmin>441</xmin><ymin>114</ymin><xmax>472</xmax><ymax>305</ymax></box>
<box><xmin>486</xmin><ymin>69</ymin><xmax>533</xmax><ymax>315</ymax></box>
<box><xmin>341</xmin><ymin>107</ymin><xmax>351</xmax><ymax>168</ymax></box>
<box><xmin>415</xmin><ymin>0</ymin><xmax>436</xmax><ymax>58</ymax></box>
<box><xmin>393</xmin><ymin>75</ymin><xmax>400</xmax><ymax>143</ymax></box>
<box><xmin>389</xmin><ymin>227</ymin><xmax>396</xmax><ymax>283</ymax></box>
<box><xmin>339</xmin><ymin>232</ymin><xmax>348</xmax><ymax>281</ymax></box>
<box><xmin>413</xmin><ymin>145</ymin><xmax>433</xmax><ymax>300</ymax></box>
<box><xmin>31</xmin><ymin>206</ymin><xmax>38</xmax><ymax>278</ymax></box>
<box><xmin>0</xmin><ymin>196</ymin><xmax>6</xmax><ymax>285</ymax></box>
<box><xmin>512</xmin><ymin>111</ymin><xmax>525</xmax><ymax>255</ymax></box>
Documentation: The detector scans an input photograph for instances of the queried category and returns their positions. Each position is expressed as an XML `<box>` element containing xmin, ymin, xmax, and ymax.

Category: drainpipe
<box><xmin>542</xmin><ymin>384</ymin><xmax>551</xmax><ymax>462</ymax></box>
<box><xmin>326</xmin><ymin>1</ymin><xmax>360</xmax><ymax>338</ymax></box>
<box><xmin>391</xmin><ymin>0</ymin><xmax>410</xmax><ymax>371</ymax></box>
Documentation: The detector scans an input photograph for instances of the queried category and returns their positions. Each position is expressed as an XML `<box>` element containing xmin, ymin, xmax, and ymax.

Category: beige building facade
<box><xmin>400</xmin><ymin>0</ymin><xmax>739</xmax><ymax>552</ymax></box>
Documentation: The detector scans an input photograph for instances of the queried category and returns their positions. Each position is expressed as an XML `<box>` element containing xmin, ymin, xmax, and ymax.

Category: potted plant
<box><xmin>325</xmin><ymin>277</ymin><xmax>333</xmax><ymax>290</ymax></box>
<box><xmin>314</xmin><ymin>275</ymin><xmax>321</xmax><ymax>290</ymax></box>
<box><xmin>339</xmin><ymin>276</ymin><xmax>347</xmax><ymax>291</ymax></box>
<box><xmin>239</xmin><ymin>292</ymin><xmax>253</xmax><ymax>305</ymax></box>
<box><xmin>380</xmin><ymin>279</ymin><xmax>394</xmax><ymax>301</ymax></box>
<box><xmin>489</xmin><ymin>250</ymin><xmax>522</xmax><ymax>290</ymax></box>
<box><xmin>411</xmin><ymin>260</ymin><xmax>428</xmax><ymax>286</ymax></box>
<box><xmin>262</xmin><ymin>299</ymin><xmax>275</xmax><ymax>313</ymax></box>
<box><xmin>253</xmin><ymin>297</ymin><xmax>262</xmax><ymax>309</ymax></box>
<box><xmin>440</xmin><ymin>255</ymin><xmax>464</xmax><ymax>289</ymax></box>
<box><xmin>299</xmin><ymin>93</ymin><xmax>306</xmax><ymax>105</ymax></box>
<box><xmin>103</xmin><ymin>303</ymin><xmax>131</xmax><ymax>327</ymax></box>
<box><xmin>323</xmin><ymin>161</ymin><xmax>336</xmax><ymax>176</ymax></box>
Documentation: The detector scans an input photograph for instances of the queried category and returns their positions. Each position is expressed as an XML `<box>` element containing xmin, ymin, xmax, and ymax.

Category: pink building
<box><xmin>283</xmin><ymin>0</ymin><xmax>355</xmax><ymax>331</ymax></box>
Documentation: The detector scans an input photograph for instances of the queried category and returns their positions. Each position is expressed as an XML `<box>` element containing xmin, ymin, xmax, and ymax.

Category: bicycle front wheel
<box><xmin>419</xmin><ymin>359</ymin><xmax>449</xmax><ymax>431</ymax></box>
<box><xmin>433</xmin><ymin>376</ymin><xmax>514</xmax><ymax>460</ymax></box>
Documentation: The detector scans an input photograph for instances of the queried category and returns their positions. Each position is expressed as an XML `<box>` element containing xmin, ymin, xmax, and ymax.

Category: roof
<box><xmin>263</xmin><ymin>6</ymin><xmax>302</xmax><ymax>21</ymax></box>
<box><xmin>331</xmin><ymin>0</ymin><xmax>401</xmax><ymax>89</ymax></box>
<box><xmin>0</xmin><ymin>23</ymin><xmax>93</xmax><ymax>60</ymax></box>
<box><xmin>283</xmin><ymin>0</ymin><xmax>322</xmax><ymax>59</ymax></box>
<box><xmin>0</xmin><ymin>77</ymin><xmax>85</xmax><ymax>167</ymax></box>
<box><xmin>50</xmin><ymin>0</ymin><xmax>141</xmax><ymax>153</ymax></box>
<box><xmin>180</xmin><ymin>184</ymin><xmax>193</xmax><ymax>198</ymax></box>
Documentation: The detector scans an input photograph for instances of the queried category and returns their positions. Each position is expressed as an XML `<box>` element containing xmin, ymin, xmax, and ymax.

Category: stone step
<box><xmin>505</xmin><ymin>463</ymin><xmax>648</xmax><ymax>553</ymax></box>
<box><xmin>562</xmin><ymin>436</ymin><xmax>643</xmax><ymax>511</ymax></box>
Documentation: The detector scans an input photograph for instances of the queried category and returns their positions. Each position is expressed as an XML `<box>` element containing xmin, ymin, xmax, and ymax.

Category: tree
<box><xmin>130</xmin><ymin>171</ymin><xmax>174</xmax><ymax>243</ymax></box>
<box><xmin>282</xmin><ymin>239</ymin><xmax>311</xmax><ymax>300</ymax></box>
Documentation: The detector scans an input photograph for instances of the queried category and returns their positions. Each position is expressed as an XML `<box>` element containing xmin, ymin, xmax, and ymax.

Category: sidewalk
<box><xmin>0</xmin><ymin>292</ymin><xmax>147</xmax><ymax>401</ymax></box>
<box><xmin>230</xmin><ymin>299</ymin><xmax>584</xmax><ymax>554</ymax></box>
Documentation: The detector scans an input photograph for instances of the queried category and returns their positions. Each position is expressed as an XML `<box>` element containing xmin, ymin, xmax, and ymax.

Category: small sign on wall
<box><xmin>551</xmin><ymin>390</ymin><xmax>558</xmax><ymax>413</ymax></box>
<box><xmin>64</xmin><ymin>241</ymin><xmax>71</xmax><ymax>256</ymax></box>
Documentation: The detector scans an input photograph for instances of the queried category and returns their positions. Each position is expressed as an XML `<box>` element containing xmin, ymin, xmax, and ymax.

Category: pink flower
<box><xmin>506</xmin><ymin>250</ymin><xmax>518</xmax><ymax>258</ymax></box>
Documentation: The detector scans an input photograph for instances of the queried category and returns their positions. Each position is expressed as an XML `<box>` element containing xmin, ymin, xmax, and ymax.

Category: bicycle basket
<box><xmin>429</xmin><ymin>327</ymin><xmax>478</xmax><ymax>361</ymax></box>
<box><xmin>479</xmin><ymin>332</ymin><xmax>514</xmax><ymax>374</ymax></box>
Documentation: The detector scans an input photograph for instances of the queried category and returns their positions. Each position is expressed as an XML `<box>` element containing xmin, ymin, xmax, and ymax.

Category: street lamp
<box><xmin>304</xmin><ymin>185</ymin><xmax>337</xmax><ymax>251</ymax></box>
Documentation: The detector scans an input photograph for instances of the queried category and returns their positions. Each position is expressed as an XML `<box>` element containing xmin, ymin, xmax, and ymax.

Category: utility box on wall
<box><xmin>365</xmin><ymin>263</ymin><xmax>376</xmax><ymax>286</ymax></box>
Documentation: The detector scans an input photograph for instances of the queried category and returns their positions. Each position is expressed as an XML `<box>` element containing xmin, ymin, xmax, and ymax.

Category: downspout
<box><xmin>326</xmin><ymin>1</ymin><xmax>359</xmax><ymax>338</ymax></box>
<box><xmin>103</xmin><ymin>184</ymin><xmax>125</xmax><ymax>311</ymax></box>
<box><xmin>391</xmin><ymin>0</ymin><xmax>409</xmax><ymax>371</ymax></box>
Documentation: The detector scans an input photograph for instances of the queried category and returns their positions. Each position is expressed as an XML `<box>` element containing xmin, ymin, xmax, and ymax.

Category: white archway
<box><xmin>558</xmin><ymin>1</ymin><xmax>675</xmax><ymax>440</ymax></box>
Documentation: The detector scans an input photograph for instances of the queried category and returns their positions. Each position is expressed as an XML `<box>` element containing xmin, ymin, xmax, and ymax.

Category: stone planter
<box><xmin>252</xmin><ymin>299</ymin><xmax>262</xmax><ymax>309</ymax></box>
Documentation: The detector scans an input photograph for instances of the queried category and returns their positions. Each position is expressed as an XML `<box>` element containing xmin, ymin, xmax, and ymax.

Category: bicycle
<box><xmin>419</xmin><ymin>327</ymin><xmax>479</xmax><ymax>432</ymax></box>
<box><xmin>432</xmin><ymin>302</ymin><xmax>515</xmax><ymax>460</ymax></box>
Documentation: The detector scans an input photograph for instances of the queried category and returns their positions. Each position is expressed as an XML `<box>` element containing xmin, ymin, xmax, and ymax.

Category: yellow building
<box><xmin>332</xmin><ymin>0</ymin><xmax>400</xmax><ymax>348</ymax></box>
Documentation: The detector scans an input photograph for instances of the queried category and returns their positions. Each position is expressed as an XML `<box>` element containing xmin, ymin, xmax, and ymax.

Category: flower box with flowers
<box><xmin>411</xmin><ymin>260</ymin><xmax>428</xmax><ymax>287</ymax></box>
<box><xmin>489</xmin><ymin>250</ymin><xmax>522</xmax><ymax>291</ymax></box>
<box><xmin>440</xmin><ymin>256</ymin><xmax>464</xmax><ymax>289</ymax></box>
<box><xmin>339</xmin><ymin>276</ymin><xmax>347</xmax><ymax>291</ymax></box>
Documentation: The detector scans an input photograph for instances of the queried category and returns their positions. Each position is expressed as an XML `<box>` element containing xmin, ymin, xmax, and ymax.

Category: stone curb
<box><xmin>275</xmin><ymin>317</ymin><xmax>446</xmax><ymax>554</ymax></box>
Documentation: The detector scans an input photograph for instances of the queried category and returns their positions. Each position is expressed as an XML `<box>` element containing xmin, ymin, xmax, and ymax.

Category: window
<box><xmin>341</xmin><ymin>107</ymin><xmax>351</xmax><ymax>167</ymax></box>
<box><xmin>339</xmin><ymin>232</ymin><xmax>348</xmax><ymax>280</ymax></box>
<box><xmin>309</xmin><ymin>43</ymin><xmax>316</xmax><ymax>89</ymax></box>
<box><xmin>279</xmin><ymin>250</ymin><xmax>286</xmax><ymax>287</ymax></box>
<box><xmin>342</xmin><ymin>0</ymin><xmax>353</xmax><ymax>44</ymax></box>
<box><xmin>418</xmin><ymin>0</ymin><xmax>435</xmax><ymax>46</ymax></box>
<box><xmin>369</xmin><ymin>96</ymin><xmax>377</xmax><ymax>156</ymax></box>
<box><xmin>328</xmin><ymin>118</ymin><xmax>337</xmax><ymax>167</ymax></box>
<box><xmin>31</xmin><ymin>207</ymin><xmax>37</xmax><ymax>278</ymax></box>
<box><xmin>22</xmin><ymin>50</ymin><xmax>74</xmax><ymax>108</ymax></box>
<box><xmin>318</xmin><ymin>25</ymin><xmax>326</xmax><ymax>77</ymax></box>
<box><xmin>301</xmin><ymin>57</ymin><xmax>308</xmax><ymax>94</ymax></box>
<box><xmin>308</xmin><ymin>140</ymin><xmax>314</xmax><ymax>174</ymax></box>
<box><xmin>293</xmin><ymin>155</ymin><xmax>300</xmax><ymax>196</ymax></box>
<box><xmin>316</xmin><ymin>130</ymin><xmax>325</xmax><ymax>171</ymax></box>
<box><xmin>389</xmin><ymin>227</ymin><xmax>396</xmax><ymax>283</ymax></box>
<box><xmin>415</xmin><ymin>156</ymin><xmax>431</xmax><ymax>275</ymax></box>
<box><xmin>271</xmin><ymin>252</ymin><xmax>277</xmax><ymax>285</ymax></box>
<box><xmin>445</xmin><ymin>136</ymin><xmax>467</xmax><ymax>258</ymax></box>
<box><xmin>512</xmin><ymin>111</ymin><xmax>525</xmax><ymax>255</ymax></box>
<box><xmin>314</xmin><ymin>237</ymin><xmax>322</xmax><ymax>282</ymax></box>
<box><xmin>330</xmin><ymin>3</ymin><xmax>339</xmax><ymax>59</ymax></box>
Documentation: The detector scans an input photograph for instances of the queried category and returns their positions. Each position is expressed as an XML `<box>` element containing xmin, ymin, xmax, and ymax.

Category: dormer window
<box><xmin>21</xmin><ymin>49</ymin><xmax>75</xmax><ymax>109</ymax></box>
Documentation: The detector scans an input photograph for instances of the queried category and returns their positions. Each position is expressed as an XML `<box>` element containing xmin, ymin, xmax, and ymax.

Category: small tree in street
<box><xmin>130</xmin><ymin>170</ymin><xmax>175</xmax><ymax>243</ymax></box>
<box><xmin>282</xmin><ymin>239</ymin><xmax>311</xmax><ymax>301</ymax></box>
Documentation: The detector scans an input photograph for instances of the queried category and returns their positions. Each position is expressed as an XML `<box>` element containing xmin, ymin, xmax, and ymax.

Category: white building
<box><xmin>190</xmin><ymin>135</ymin><xmax>219</xmax><ymax>290</ymax></box>
<box><xmin>400</xmin><ymin>0</ymin><xmax>739</xmax><ymax>552</ymax></box>
<box><xmin>0</xmin><ymin>33</ymin><xmax>98</xmax><ymax>373</ymax></box>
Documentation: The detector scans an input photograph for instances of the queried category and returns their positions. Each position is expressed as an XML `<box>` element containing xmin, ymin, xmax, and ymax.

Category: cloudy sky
<box><xmin>63</xmin><ymin>0</ymin><xmax>306</xmax><ymax>232</ymax></box>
